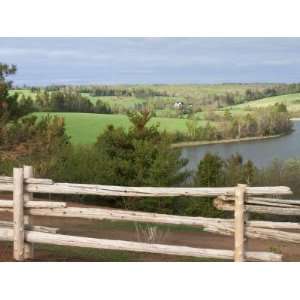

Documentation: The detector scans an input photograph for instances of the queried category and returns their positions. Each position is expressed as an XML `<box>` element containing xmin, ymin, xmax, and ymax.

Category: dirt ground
<box><xmin>1</xmin><ymin>199</ymin><xmax>300</xmax><ymax>261</ymax></box>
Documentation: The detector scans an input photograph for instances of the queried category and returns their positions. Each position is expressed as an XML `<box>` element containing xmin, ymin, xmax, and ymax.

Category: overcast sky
<box><xmin>1</xmin><ymin>37</ymin><xmax>300</xmax><ymax>86</ymax></box>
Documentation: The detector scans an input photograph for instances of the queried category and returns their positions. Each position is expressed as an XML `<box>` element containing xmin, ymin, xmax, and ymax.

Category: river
<box><xmin>181</xmin><ymin>121</ymin><xmax>300</xmax><ymax>171</ymax></box>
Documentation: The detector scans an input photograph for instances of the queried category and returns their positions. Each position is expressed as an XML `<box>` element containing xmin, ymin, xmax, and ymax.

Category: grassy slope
<box><xmin>15</xmin><ymin>86</ymin><xmax>297</xmax><ymax>144</ymax></box>
<box><xmin>9</xmin><ymin>89</ymin><xmax>37</xmax><ymax>99</ymax></box>
<box><xmin>228</xmin><ymin>93</ymin><xmax>300</xmax><ymax>111</ymax></box>
<box><xmin>33</xmin><ymin>112</ymin><xmax>208</xmax><ymax>144</ymax></box>
<box><xmin>141</xmin><ymin>83</ymin><xmax>274</xmax><ymax>98</ymax></box>
<box><xmin>81</xmin><ymin>93</ymin><xmax>148</xmax><ymax>108</ymax></box>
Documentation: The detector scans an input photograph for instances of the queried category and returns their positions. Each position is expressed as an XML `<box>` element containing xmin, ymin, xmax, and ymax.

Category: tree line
<box><xmin>16</xmin><ymin>90</ymin><xmax>113</xmax><ymax>114</ymax></box>
<box><xmin>181</xmin><ymin>84</ymin><xmax>300</xmax><ymax>110</ymax></box>
<box><xmin>89</xmin><ymin>86</ymin><xmax>168</xmax><ymax>98</ymax></box>
<box><xmin>170</xmin><ymin>104</ymin><xmax>293</xmax><ymax>143</ymax></box>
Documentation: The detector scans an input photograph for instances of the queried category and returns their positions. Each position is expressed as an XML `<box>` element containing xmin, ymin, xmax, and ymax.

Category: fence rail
<box><xmin>0</xmin><ymin>166</ymin><xmax>298</xmax><ymax>262</ymax></box>
<box><xmin>0</xmin><ymin>176</ymin><xmax>291</xmax><ymax>196</ymax></box>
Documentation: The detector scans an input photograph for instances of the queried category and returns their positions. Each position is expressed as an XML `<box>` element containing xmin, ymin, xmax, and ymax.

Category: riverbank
<box><xmin>171</xmin><ymin>134</ymin><xmax>285</xmax><ymax>148</ymax></box>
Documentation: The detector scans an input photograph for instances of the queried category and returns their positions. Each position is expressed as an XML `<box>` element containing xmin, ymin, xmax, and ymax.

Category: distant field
<box><xmin>14</xmin><ymin>86</ymin><xmax>298</xmax><ymax>143</ymax></box>
<box><xmin>80</xmin><ymin>93</ymin><xmax>149</xmax><ymax>108</ymax></box>
<box><xmin>127</xmin><ymin>83</ymin><xmax>275</xmax><ymax>99</ymax></box>
<box><xmin>10</xmin><ymin>83</ymin><xmax>275</xmax><ymax>108</ymax></box>
<box><xmin>33</xmin><ymin>112</ymin><xmax>208</xmax><ymax>144</ymax></box>
<box><xmin>10</xmin><ymin>89</ymin><xmax>176</xmax><ymax>110</ymax></box>
<box><xmin>9</xmin><ymin>89</ymin><xmax>37</xmax><ymax>99</ymax></box>
<box><xmin>228</xmin><ymin>93</ymin><xmax>300</xmax><ymax>111</ymax></box>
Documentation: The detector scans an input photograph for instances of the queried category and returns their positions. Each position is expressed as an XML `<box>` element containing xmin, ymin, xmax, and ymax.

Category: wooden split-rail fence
<box><xmin>1</xmin><ymin>166</ymin><xmax>300</xmax><ymax>262</ymax></box>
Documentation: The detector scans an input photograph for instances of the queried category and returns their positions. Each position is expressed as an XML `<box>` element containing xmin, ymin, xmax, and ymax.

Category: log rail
<box><xmin>0</xmin><ymin>166</ymin><xmax>296</xmax><ymax>262</ymax></box>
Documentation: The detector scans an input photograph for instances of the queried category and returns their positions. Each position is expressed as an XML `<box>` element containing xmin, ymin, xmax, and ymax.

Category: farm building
<box><xmin>174</xmin><ymin>101</ymin><xmax>184</xmax><ymax>109</ymax></box>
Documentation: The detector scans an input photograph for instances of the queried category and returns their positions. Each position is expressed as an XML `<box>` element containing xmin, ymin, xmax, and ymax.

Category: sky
<box><xmin>1</xmin><ymin>37</ymin><xmax>300</xmax><ymax>86</ymax></box>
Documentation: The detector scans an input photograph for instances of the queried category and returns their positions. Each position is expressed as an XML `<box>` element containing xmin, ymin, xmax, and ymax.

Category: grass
<box><xmin>14</xmin><ymin>86</ymin><xmax>297</xmax><ymax>144</ymax></box>
<box><xmin>34</xmin><ymin>244</ymin><xmax>222</xmax><ymax>261</ymax></box>
<box><xmin>88</xmin><ymin>219</ymin><xmax>204</xmax><ymax>233</ymax></box>
<box><xmin>10</xmin><ymin>84</ymin><xmax>275</xmax><ymax>108</ymax></box>
<box><xmin>33</xmin><ymin>112</ymin><xmax>209</xmax><ymax>144</ymax></box>
<box><xmin>34</xmin><ymin>220</ymin><xmax>206</xmax><ymax>261</ymax></box>
<box><xmin>9</xmin><ymin>89</ymin><xmax>37</xmax><ymax>99</ymax></box>
<box><xmin>0</xmin><ymin>220</ymin><xmax>224</xmax><ymax>262</ymax></box>
<box><xmin>135</xmin><ymin>83</ymin><xmax>275</xmax><ymax>99</ymax></box>
<box><xmin>81</xmin><ymin>93</ymin><xmax>148</xmax><ymax>108</ymax></box>
<box><xmin>228</xmin><ymin>93</ymin><xmax>300</xmax><ymax>111</ymax></box>
<box><xmin>0</xmin><ymin>241</ymin><xmax>222</xmax><ymax>262</ymax></box>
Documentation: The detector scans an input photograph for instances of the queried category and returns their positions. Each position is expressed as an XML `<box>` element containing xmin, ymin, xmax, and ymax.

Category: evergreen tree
<box><xmin>0</xmin><ymin>63</ymin><xmax>19</xmax><ymax>123</ymax></box>
<box><xmin>194</xmin><ymin>152</ymin><xmax>224</xmax><ymax>187</ymax></box>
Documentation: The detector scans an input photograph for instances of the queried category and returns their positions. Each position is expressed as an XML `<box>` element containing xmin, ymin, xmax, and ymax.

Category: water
<box><xmin>181</xmin><ymin>121</ymin><xmax>300</xmax><ymax>171</ymax></box>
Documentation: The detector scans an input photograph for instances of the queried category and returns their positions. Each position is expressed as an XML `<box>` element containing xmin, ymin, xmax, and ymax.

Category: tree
<box><xmin>127</xmin><ymin>108</ymin><xmax>152</xmax><ymax>135</ymax></box>
<box><xmin>274</xmin><ymin>102</ymin><xmax>288</xmax><ymax>113</ymax></box>
<box><xmin>93</xmin><ymin>111</ymin><xmax>189</xmax><ymax>212</ymax></box>
<box><xmin>0</xmin><ymin>115</ymin><xmax>70</xmax><ymax>177</ymax></box>
<box><xmin>0</xmin><ymin>63</ymin><xmax>35</xmax><ymax>124</ymax></box>
<box><xmin>0</xmin><ymin>63</ymin><xmax>19</xmax><ymax>123</ymax></box>
<box><xmin>186</xmin><ymin>117</ymin><xmax>198</xmax><ymax>139</ymax></box>
<box><xmin>224</xmin><ymin>109</ymin><xmax>233</xmax><ymax>121</ymax></box>
<box><xmin>242</xmin><ymin>160</ymin><xmax>257</xmax><ymax>185</ymax></box>
<box><xmin>194</xmin><ymin>152</ymin><xmax>224</xmax><ymax>187</ymax></box>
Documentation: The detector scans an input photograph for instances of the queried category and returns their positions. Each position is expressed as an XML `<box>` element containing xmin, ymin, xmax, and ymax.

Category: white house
<box><xmin>174</xmin><ymin>101</ymin><xmax>184</xmax><ymax>109</ymax></box>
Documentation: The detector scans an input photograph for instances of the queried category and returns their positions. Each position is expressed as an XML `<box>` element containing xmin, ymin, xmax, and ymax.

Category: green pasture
<box><xmin>228</xmin><ymin>93</ymin><xmax>300</xmax><ymax>111</ymax></box>
<box><xmin>9</xmin><ymin>89</ymin><xmax>37</xmax><ymax>99</ymax></box>
<box><xmin>10</xmin><ymin>83</ymin><xmax>275</xmax><ymax>108</ymax></box>
<box><xmin>80</xmin><ymin>93</ymin><xmax>148</xmax><ymax>108</ymax></box>
<box><xmin>128</xmin><ymin>83</ymin><xmax>273</xmax><ymax>98</ymax></box>
<box><xmin>33</xmin><ymin>112</ymin><xmax>208</xmax><ymax>144</ymax></box>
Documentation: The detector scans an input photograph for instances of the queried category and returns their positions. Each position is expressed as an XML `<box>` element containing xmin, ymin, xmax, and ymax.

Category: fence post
<box><xmin>13</xmin><ymin>168</ymin><xmax>25</xmax><ymax>261</ymax></box>
<box><xmin>234</xmin><ymin>184</ymin><xmax>247</xmax><ymax>262</ymax></box>
<box><xmin>23</xmin><ymin>165</ymin><xmax>34</xmax><ymax>260</ymax></box>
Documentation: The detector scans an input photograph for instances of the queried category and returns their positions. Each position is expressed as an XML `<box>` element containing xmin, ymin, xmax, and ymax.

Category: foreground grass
<box><xmin>0</xmin><ymin>241</ymin><xmax>224</xmax><ymax>262</ymax></box>
<box><xmin>86</xmin><ymin>219</ymin><xmax>205</xmax><ymax>233</ymax></box>
<box><xmin>0</xmin><ymin>220</ymin><xmax>225</xmax><ymax>262</ymax></box>
<box><xmin>33</xmin><ymin>112</ymin><xmax>208</xmax><ymax>144</ymax></box>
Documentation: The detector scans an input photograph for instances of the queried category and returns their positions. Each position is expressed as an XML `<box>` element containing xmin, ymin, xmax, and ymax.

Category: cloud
<box><xmin>1</xmin><ymin>37</ymin><xmax>300</xmax><ymax>85</ymax></box>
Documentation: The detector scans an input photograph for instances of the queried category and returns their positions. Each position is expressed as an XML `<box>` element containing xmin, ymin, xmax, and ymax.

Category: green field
<box><xmin>144</xmin><ymin>83</ymin><xmax>275</xmax><ymax>99</ymax></box>
<box><xmin>13</xmin><ymin>86</ymin><xmax>299</xmax><ymax>144</ymax></box>
<box><xmin>81</xmin><ymin>93</ymin><xmax>149</xmax><ymax>108</ymax></box>
<box><xmin>228</xmin><ymin>93</ymin><xmax>300</xmax><ymax>111</ymax></box>
<box><xmin>33</xmin><ymin>112</ymin><xmax>208</xmax><ymax>144</ymax></box>
<box><xmin>10</xmin><ymin>83</ymin><xmax>275</xmax><ymax>109</ymax></box>
<box><xmin>9</xmin><ymin>89</ymin><xmax>37</xmax><ymax>99</ymax></box>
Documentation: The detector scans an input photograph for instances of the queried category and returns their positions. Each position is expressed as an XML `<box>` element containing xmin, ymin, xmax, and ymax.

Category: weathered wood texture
<box><xmin>24</xmin><ymin>206</ymin><xmax>232</xmax><ymax>227</ymax></box>
<box><xmin>13</xmin><ymin>168</ymin><xmax>25</xmax><ymax>261</ymax></box>
<box><xmin>234</xmin><ymin>184</ymin><xmax>247</xmax><ymax>262</ymax></box>
<box><xmin>219</xmin><ymin>195</ymin><xmax>300</xmax><ymax>206</ymax></box>
<box><xmin>247</xmin><ymin>220</ymin><xmax>300</xmax><ymax>230</ymax></box>
<box><xmin>24</xmin><ymin>166</ymin><xmax>34</xmax><ymax>259</ymax></box>
<box><xmin>0</xmin><ymin>200</ymin><xmax>66</xmax><ymax>208</ymax></box>
<box><xmin>0</xmin><ymin>175</ymin><xmax>291</xmax><ymax>196</ymax></box>
<box><xmin>246</xmin><ymin>199</ymin><xmax>298</xmax><ymax>208</ymax></box>
<box><xmin>250</xmin><ymin>197</ymin><xmax>300</xmax><ymax>205</ymax></box>
<box><xmin>0</xmin><ymin>169</ymin><xmax>296</xmax><ymax>262</ymax></box>
<box><xmin>0</xmin><ymin>176</ymin><xmax>53</xmax><ymax>192</ymax></box>
<box><xmin>0</xmin><ymin>176</ymin><xmax>53</xmax><ymax>185</ymax></box>
<box><xmin>0</xmin><ymin>227</ymin><xmax>282</xmax><ymax>262</ymax></box>
<box><xmin>24</xmin><ymin>183</ymin><xmax>292</xmax><ymax>197</ymax></box>
<box><xmin>9</xmin><ymin>206</ymin><xmax>297</xmax><ymax>244</ymax></box>
<box><xmin>214</xmin><ymin>198</ymin><xmax>300</xmax><ymax>216</ymax></box>
<box><xmin>0</xmin><ymin>221</ymin><xmax>58</xmax><ymax>234</ymax></box>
